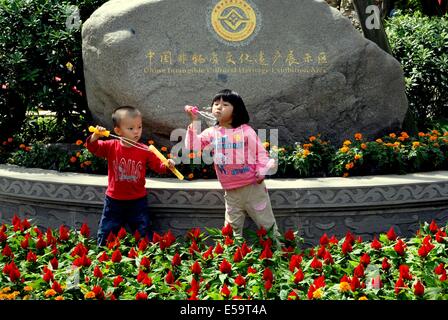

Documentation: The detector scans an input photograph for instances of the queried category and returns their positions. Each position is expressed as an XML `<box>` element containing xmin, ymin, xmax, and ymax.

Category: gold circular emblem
<box><xmin>211</xmin><ymin>0</ymin><xmax>257</xmax><ymax>43</ymax></box>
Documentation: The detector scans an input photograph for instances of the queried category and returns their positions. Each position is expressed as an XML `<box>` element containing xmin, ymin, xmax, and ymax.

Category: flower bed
<box><xmin>0</xmin><ymin>216</ymin><xmax>447</xmax><ymax>300</ymax></box>
<box><xmin>2</xmin><ymin>128</ymin><xmax>448</xmax><ymax>179</ymax></box>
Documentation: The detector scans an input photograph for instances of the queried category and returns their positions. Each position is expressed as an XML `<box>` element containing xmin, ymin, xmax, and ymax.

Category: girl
<box><xmin>185</xmin><ymin>89</ymin><xmax>279</xmax><ymax>238</ymax></box>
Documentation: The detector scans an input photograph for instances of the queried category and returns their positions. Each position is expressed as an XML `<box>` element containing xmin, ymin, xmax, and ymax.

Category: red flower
<box><xmin>59</xmin><ymin>225</ymin><xmax>70</xmax><ymax>241</ymax></box>
<box><xmin>136</xmin><ymin>270</ymin><xmax>152</xmax><ymax>286</ymax></box>
<box><xmin>21</xmin><ymin>219</ymin><xmax>31</xmax><ymax>230</ymax></box>
<box><xmin>287</xmin><ymin>291</ymin><xmax>299</xmax><ymax>300</ymax></box>
<box><xmin>329</xmin><ymin>235</ymin><xmax>338</xmax><ymax>245</ymax></box>
<box><xmin>313</xmin><ymin>275</ymin><xmax>325</xmax><ymax>288</ymax></box>
<box><xmin>152</xmin><ymin>232</ymin><xmax>161</xmax><ymax>243</ymax></box>
<box><xmin>222</xmin><ymin>224</ymin><xmax>233</xmax><ymax>237</ymax></box>
<box><xmin>191</xmin><ymin>261</ymin><xmax>202</xmax><ymax>275</ymax></box>
<box><xmin>128</xmin><ymin>248</ymin><xmax>137</xmax><ymax>259</ymax></box>
<box><xmin>140</xmin><ymin>256</ymin><xmax>151</xmax><ymax>271</ymax></box>
<box><xmin>414</xmin><ymin>280</ymin><xmax>425</xmax><ymax>296</ymax></box>
<box><xmin>370</xmin><ymin>236</ymin><xmax>382</xmax><ymax>250</ymax></box>
<box><xmin>2</xmin><ymin>244</ymin><xmax>13</xmax><ymax>257</ymax></box>
<box><xmin>247</xmin><ymin>266</ymin><xmax>257</xmax><ymax>274</ymax></box>
<box><xmin>43</xmin><ymin>268</ymin><xmax>54</xmax><ymax>283</ymax></box>
<box><xmin>387</xmin><ymin>227</ymin><xmax>397</xmax><ymax>241</ymax></box>
<box><xmin>80</xmin><ymin>223</ymin><xmax>90</xmax><ymax>237</ymax></box>
<box><xmin>233</xmin><ymin>248</ymin><xmax>243</xmax><ymax>262</ymax></box>
<box><xmin>399</xmin><ymin>265</ymin><xmax>412</xmax><ymax>280</ymax></box>
<box><xmin>294</xmin><ymin>269</ymin><xmax>304</xmax><ymax>284</ymax></box>
<box><xmin>382</xmin><ymin>257</ymin><xmax>391</xmax><ymax>271</ymax></box>
<box><xmin>289</xmin><ymin>254</ymin><xmax>302</xmax><ymax>272</ymax></box>
<box><xmin>52</xmin><ymin>281</ymin><xmax>63</xmax><ymax>294</ymax></box>
<box><xmin>117</xmin><ymin>227</ymin><xmax>127</xmax><ymax>239</ymax></box>
<box><xmin>186</xmin><ymin>278</ymin><xmax>200</xmax><ymax>296</ymax></box>
<box><xmin>214</xmin><ymin>243</ymin><xmax>224</xmax><ymax>254</ymax></box>
<box><xmin>284</xmin><ymin>230</ymin><xmax>295</xmax><ymax>242</ymax></box>
<box><xmin>350</xmin><ymin>275</ymin><xmax>361</xmax><ymax>291</ymax></box>
<box><xmin>323</xmin><ymin>251</ymin><xmax>334</xmax><ymax>265</ymax></box>
<box><xmin>259</xmin><ymin>244</ymin><xmax>273</xmax><ymax>260</ymax></box>
<box><xmin>71</xmin><ymin>243</ymin><xmax>88</xmax><ymax>257</ymax></box>
<box><xmin>189</xmin><ymin>240</ymin><xmax>200</xmax><ymax>255</ymax></box>
<box><xmin>344</xmin><ymin>231</ymin><xmax>355</xmax><ymax>245</ymax></box>
<box><xmin>98</xmin><ymin>251</ymin><xmax>109</xmax><ymax>262</ymax></box>
<box><xmin>434</xmin><ymin>263</ymin><xmax>445</xmax><ymax>275</ymax></box>
<box><xmin>435</xmin><ymin>229</ymin><xmax>446</xmax><ymax>243</ymax></box>
<box><xmin>262</xmin><ymin>268</ymin><xmax>273</xmax><ymax>282</ymax></box>
<box><xmin>310</xmin><ymin>256</ymin><xmax>322</xmax><ymax>270</ymax></box>
<box><xmin>219</xmin><ymin>259</ymin><xmax>232</xmax><ymax>274</ymax></box>
<box><xmin>36</xmin><ymin>236</ymin><xmax>47</xmax><ymax>250</ymax></box>
<box><xmin>319</xmin><ymin>233</ymin><xmax>329</xmax><ymax>246</ymax></box>
<box><xmin>360</xmin><ymin>253</ymin><xmax>370</xmax><ymax>266</ymax></box>
<box><xmin>73</xmin><ymin>254</ymin><xmax>91</xmax><ymax>267</ymax></box>
<box><xmin>395</xmin><ymin>277</ymin><xmax>407</xmax><ymax>295</ymax></box>
<box><xmin>134</xmin><ymin>230</ymin><xmax>141</xmax><ymax>242</ymax></box>
<box><xmin>241</xmin><ymin>242</ymin><xmax>251</xmax><ymax>256</ymax></box>
<box><xmin>26</xmin><ymin>251</ymin><xmax>37</xmax><ymax>262</ymax></box>
<box><xmin>257</xmin><ymin>226</ymin><xmax>267</xmax><ymax>237</ymax></box>
<box><xmin>160</xmin><ymin>230</ymin><xmax>176</xmax><ymax>250</ymax></box>
<box><xmin>0</xmin><ymin>231</ymin><xmax>7</xmax><ymax>243</ymax></box>
<box><xmin>221</xmin><ymin>284</ymin><xmax>230</xmax><ymax>297</ymax></box>
<box><xmin>138</xmin><ymin>238</ymin><xmax>148</xmax><ymax>251</ymax></box>
<box><xmin>264</xmin><ymin>280</ymin><xmax>272</xmax><ymax>291</ymax></box>
<box><xmin>172</xmin><ymin>253</ymin><xmax>181</xmax><ymax>267</ymax></box>
<box><xmin>202</xmin><ymin>246</ymin><xmax>214</xmax><ymax>260</ymax></box>
<box><xmin>317</xmin><ymin>245</ymin><xmax>327</xmax><ymax>259</ymax></box>
<box><xmin>113</xmin><ymin>275</ymin><xmax>124</xmax><ymax>287</ymax></box>
<box><xmin>429</xmin><ymin>220</ymin><xmax>439</xmax><ymax>234</ymax></box>
<box><xmin>50</xmin><ymin>257</ymin><xmax>58</xmax><ymax>270</ymax></box>
<box><xmin>136</xmin><ymin>292</ymin><xmax>148</xmax><ymax>300</ymax></box>
<box><xmin>165</xmin><ymin>270</ymin><xmax>175</xmax><ymax>284</ymax></box>
<box><xmin>394</xmin><ymin>239</ymin><xmax>406</xmax><ymax>256</ymax></box>
<box><xmin>3</xmin><ymin>262</ymin><xmax>20</xmax><ymax>282</ymax></box>
<box><xmin>225</xmin><ymin>236</ymin><xmax>234</xmax><ymax>246</ymax></box>
<box><xmin>111</xmin><ymin>249</ymin><xmax>122</xmax><ymax>263</ymax></box>
<box><xmin>188</xmin><ymin>227</ymin><xmax>201</xmax><ymax>240</ymax></box>
<box><xmin>234</xmin><ymin>275</ymin><xmax>246</xmax><ymax>287</ymax></box>
<box><xmin>93</xmin><ymin>266</ymin><xmax>103</xmax><ymax>278</ymax></box>
<box><xmin>341</xmin><ymin>240</ymin><xmax>352</xmax><ymax>255</ymax></box>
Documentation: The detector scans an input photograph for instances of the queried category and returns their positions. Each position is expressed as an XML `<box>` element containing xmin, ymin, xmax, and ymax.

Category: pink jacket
<box><xmin>185</xmin><ymin>123</ymin><xmax>275</xmax><ymax>190</ymax></box>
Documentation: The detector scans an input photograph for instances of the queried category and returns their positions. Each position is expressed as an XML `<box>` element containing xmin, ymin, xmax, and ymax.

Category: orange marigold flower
<box><xmin>55</xmin><ymin>296</ymin><xmax>64</xmax><ymax>300</ymax></box>
<box><xmin>359</xmin><ymin>296</ymin><xmax>368</xmax><ymax>300</ymax></box>
<box><xmin>389</xmin><ymin>133</ymin><xmax>396</xmax><ymax>139</ymax></box>
<box><xmin>418</xmin><ymin>132</ymin><xmax>426</xmax><ymax>137</ymax></box>
<box><xmin>339</xmin><ymin>146</ymin><xmax>349</xmax><ymax>153</ymax></box>
<box><xmin>354</xmin><ymin>154</ymin><xmax>362</xmax><ymax>160</ymax></box>
<box><xmin>19</xmin><ymin>144</ymin><xmax>26</xmax><ymax>149</ymax></box>
<box><xmin>430</xmin><ymin>136</ymin><xmax>437</xmax><ymax>141</ymax></box>
<box><xmin>412</xmin><ymin>142</ymin><xmax>420</xmax><ymax>148</ymax></box>
<box><xmin>188</xmin><ymin>173</ymin><xmax>194</xmax><ymax>180</ymax></box>
<box><xmin>339</xmin><ymin>282</ymin><xmax>351</xmax><ymax>292</ymax></box>
<box><xmin>84</xmin><ymin>161</ymin><xmax>92</xmax><ymax>166</ymax></box>
<box><xmin>432</xmin><ymin>130</ymin><xmax>440</xmax><ymax>136</ymax></box>
<box><xmin>343</xmin><ymin>140</ymin><xmax>351</xmax><ymax>146</ymax></box>
<box><xmin>375</xmin><ymin>139</ymin><xmax>383</xmax><ymax>144</ymax></box>
<box><xmin>75</xmin><ymin>140</ymin><xmax>83</xmax><ymax>145</ymax></box>
<box><xmin>343</xmin><ymin>172</ymin><xmax>349</xmax><ymax>177</ymax></box>
<box><xmin>303</xmin><ymin>143</ymin><xmax>312</xmax><ymax>149</ymax></box>
<box><xmin>400</xmin><ymin>132</ymin><xmax>409</xmax><ymax>139</ymax></box>
<box><xmin>85</xmin><ymin>291</ymin><xmax>96</xmax><ymax>299</ymax></box>
<box><xmin>70</xmin><ymin>156</ymin><xmax>77</xmax><ymax>163</ymax></box>
<box><xmin>161</xmin><ymin>146</ymin><xmax>168</xmax><ymax>152</ymax></box>
<box><xmin>25</xmin><ymin>146</ymin><xmax>32</xmax><ymax>152</ymax></box>
<box><xmin>309</xmin><ymin>136</ymin><xmax>316</xmax><ymax>142</ymax></box>
<box><xmin>188</xmin><ymin>152</ymin><xmax>195</xmax><ymax>159</ymax></box>
<box><xmin>148</xmin><ymin>140</ymin><xmax>154</xmax><ymax>145</ymax></box>
<box><xmin>345</xmin><ymin>162</ymin><xmax>354</xmax><ymax>170</ymax></box>
<box><xmin>45</xmin><ymin>289</ymin><xmax>57</xmax><ymax>297</ymax></box>
<box><xmin>263</xmin><ymin>142</ymin><xmax>270</xmax><ymax>149</ymax></box>
<box><xmin>76</xmin><ymin>152</ymin><xmax>81</xmax><ymax>157</ymax></box>
<box><xmin>361</xmin><ymin>143</ymin><xmax>367</xmax><ymax>150</ymax></box>
<box><xmin>434</xmin><ymin>143</ymin><xmax>440</xmax><ymax>148</ymax></box>
<box><xmin>303</xmin><ymin>149</ymin><xmax>310</xmax><ymax>157</ymax></box>
<box><xmin>354</xmin><ymin>133</ymin><xmax>362</xmax><ymax>140</ymax></box>
<box><xmin>23</xmin><ymin>286</ymin><xmax>33</xmax><ymax>292</ymax></box>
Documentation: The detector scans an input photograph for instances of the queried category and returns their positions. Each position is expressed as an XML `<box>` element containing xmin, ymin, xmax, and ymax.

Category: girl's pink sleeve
<box><xmin>185</xmin><ymin>121</ymin><xmax>213</xmax><ymax>151</ymax></box>
<box><xmin>245</xmin><ymin>126</ymin><xmax>275</xmax><ymax>177</ymax></box>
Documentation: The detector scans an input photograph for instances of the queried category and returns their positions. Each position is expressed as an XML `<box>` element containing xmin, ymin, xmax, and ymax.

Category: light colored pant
<box><xmin>224</xmin><ymin>181</ymin><xmax>279</xmax><ymax>238</ymax></box>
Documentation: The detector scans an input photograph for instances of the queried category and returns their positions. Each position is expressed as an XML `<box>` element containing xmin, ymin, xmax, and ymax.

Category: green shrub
<box><xmin>385</xmin><ymin>12</ymin><xmax>448</xmax><ymax>130</ymax></box>
<box><xmin>0</xmin><ymin>0</ymin><xmax>109</xmax><ymax>142</ymax></box>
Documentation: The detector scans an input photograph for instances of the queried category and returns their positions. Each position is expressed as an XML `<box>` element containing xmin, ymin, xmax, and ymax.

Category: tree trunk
<box><xmin>352</xmin><ymin>0</ymin><xmax>393</xmax><ymax>55</ymax></box>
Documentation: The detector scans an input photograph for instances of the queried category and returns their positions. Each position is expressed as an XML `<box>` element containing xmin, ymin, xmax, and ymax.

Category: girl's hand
<box><xmin>184</xmin><ymin>105</ymin><xmax>199</xmax><ymax>121</ymax></box>
<box><xmin>256</xmin><ymin>175</ymin><xmax>265</xmax><ymax>184</ymax></box>
<box><xmin>166</xmin><ymin>159</ymin><xmax>176</xmax><ymax>170</ymax></box>
<box><xmin>91</xmin><ymin>125</ymin><xmax>107</xmax><ymax>142</ymax></box>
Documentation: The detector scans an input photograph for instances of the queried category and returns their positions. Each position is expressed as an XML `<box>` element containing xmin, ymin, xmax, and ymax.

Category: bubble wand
<box><xmin>184</xmin><ymin>105</ymin><xmax>217</xmax><ymax>122</ymax></box>
<box><xmin>88</xmin><ymin>126</ymin><xmax>184</xmax><ymax>180</ymax></box>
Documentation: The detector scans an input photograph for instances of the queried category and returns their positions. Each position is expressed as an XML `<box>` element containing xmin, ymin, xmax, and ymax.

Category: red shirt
<box><xmin>86</xmin><ymin>136</ymin><xmax>167</xmax><ymax>200</ymax></box>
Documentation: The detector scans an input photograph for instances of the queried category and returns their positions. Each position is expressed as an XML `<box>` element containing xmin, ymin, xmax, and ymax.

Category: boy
<box><xmin>86</xmin><ymin>106</ymin><xmax>175</xmax><ymax>246</ymax></box>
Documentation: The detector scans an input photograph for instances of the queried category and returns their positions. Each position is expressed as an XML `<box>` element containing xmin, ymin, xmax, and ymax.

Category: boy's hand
<box><xmin>166</xmin><ymin>159</ymin><xmax>176</xmax><ymax>170</ymax></box>
<box><xmin>91</xmin><ymin>125</ymin><xmax>107</xmax><ymax>142</ymax></box>
<box><xmin>184</xmin><ymin>105</ymin><xmax>199</xmax><ymax>121</ymax></box>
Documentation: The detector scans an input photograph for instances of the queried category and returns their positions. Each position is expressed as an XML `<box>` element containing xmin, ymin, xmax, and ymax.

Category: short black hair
<box><xmin>112</xmin><ymin>106</ymin><xmax>141</xmax><ymax>127</ymax></box>
<box><xmin>211</xmin><ymin>89</ymin><xmax>250</xmax><ymax>128</ymax></box>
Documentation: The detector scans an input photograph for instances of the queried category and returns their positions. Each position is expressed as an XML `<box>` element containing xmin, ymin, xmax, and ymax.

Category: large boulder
<box><xmin>82</xmin><ymin>0</ymin><xmax>408</xmax><ymax>147</ymax></box>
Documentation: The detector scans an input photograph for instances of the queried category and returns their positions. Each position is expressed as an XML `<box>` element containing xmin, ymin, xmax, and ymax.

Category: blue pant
<box><xmin>97</xmin><ymin>195</ymin><xmax>152</xmax><ymax>246</ymax></box>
